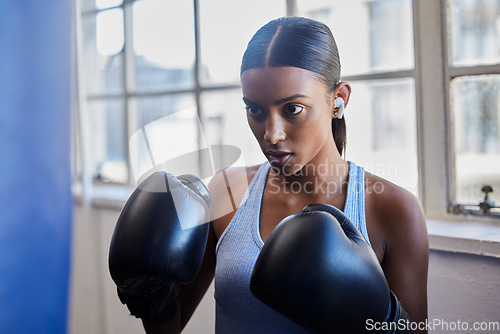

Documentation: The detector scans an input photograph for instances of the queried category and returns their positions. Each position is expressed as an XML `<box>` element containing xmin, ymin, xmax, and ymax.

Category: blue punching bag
<box><xmin>0</xmin><ymin>0</ymin><xmax>73</xmax><ymax>333</ymax></box>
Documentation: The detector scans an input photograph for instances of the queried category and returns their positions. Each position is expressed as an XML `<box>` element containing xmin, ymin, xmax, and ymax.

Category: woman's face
<box><xmin>241</xmin><ymin>66</ymin><xmax>336</xmax><ymax>176</ymax></box>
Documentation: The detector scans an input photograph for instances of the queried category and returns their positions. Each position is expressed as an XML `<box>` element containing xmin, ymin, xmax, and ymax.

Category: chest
<box><xmin>258</xmin><ymin>186</ymin><xmax>347</xmax><ymax>243</ymax></box>
<box><xmin>259</xmin><ymin>184</ymin><xmax>385</xmax><ymax>263</ymax></box>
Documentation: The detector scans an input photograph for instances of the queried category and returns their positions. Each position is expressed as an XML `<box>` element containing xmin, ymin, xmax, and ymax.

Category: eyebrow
<box><xmin>242</xmin><ymin>94</ymin><xmax>309</xmax><ymax>106</ymax></box>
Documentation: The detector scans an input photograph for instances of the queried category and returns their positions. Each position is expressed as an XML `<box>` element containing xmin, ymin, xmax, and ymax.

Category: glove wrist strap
<box><xmin>384</xmin><ymin>290</ymin><xmax>414</xmax><ymax>334</ymax></box>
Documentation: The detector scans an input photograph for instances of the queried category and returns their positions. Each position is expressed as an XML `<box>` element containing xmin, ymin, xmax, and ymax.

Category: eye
<box><xmin>246</xmin><ymin>105</ymin><xmax>263</xmax><ymax>117</ymax></box>
<box><xmin>284</xmin><ymin>104</ymin><xmax>304</xmax><ymax>115</ymax></box>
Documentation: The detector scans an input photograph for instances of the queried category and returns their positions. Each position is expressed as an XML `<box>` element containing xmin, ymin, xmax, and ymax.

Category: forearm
<box><xmin>142</xmin><ymin>301</ymin><xmax>181</xmax><ymax>334</ymax></box>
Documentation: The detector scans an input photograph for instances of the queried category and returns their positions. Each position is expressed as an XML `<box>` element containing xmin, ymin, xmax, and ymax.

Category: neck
<box><xmin>268</xmin><ymin>145</ymin><xmax>349</xmax><ymax>199</ymax></box>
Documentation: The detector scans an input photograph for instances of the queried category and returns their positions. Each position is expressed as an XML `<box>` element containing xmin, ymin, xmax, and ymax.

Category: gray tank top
<box><xmin>214</xmin><ymin>161</ymin><xmax>370</xmax><ymax>333</ymax></box>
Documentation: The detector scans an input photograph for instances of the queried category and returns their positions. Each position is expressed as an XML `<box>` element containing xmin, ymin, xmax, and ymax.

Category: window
<box><xmin>77</xmin><ymin>0</ymin><xmax>284</xmax><ymax>185</ymax></box>
<box><xmin>76</xmin><ymin>0</ymin><xmax>500</xmax><ymax>219</ymax></box>
<box><xmin>447</xmin><ymin>0</ymin><xmax>500</xmax><ymax>216</ymax></box>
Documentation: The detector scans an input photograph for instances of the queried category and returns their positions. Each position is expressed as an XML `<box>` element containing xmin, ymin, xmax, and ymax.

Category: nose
<box><xmin>263</xmin><ymin>113</ymin><xmax>286</xmax><ymax>145</ymax></box>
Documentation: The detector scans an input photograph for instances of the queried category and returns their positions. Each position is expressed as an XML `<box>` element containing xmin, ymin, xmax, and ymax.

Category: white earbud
<box><xmin>334</xmin><ymin>97</ymin><xmax>345</xmax><ymax>119</ymax></box>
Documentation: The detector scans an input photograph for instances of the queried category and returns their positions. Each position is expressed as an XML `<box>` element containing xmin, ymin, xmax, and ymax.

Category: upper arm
<box><xmin>379</xmin><ymin>188</ymin><xmax>429</xmax><ymax>331</ymax></box>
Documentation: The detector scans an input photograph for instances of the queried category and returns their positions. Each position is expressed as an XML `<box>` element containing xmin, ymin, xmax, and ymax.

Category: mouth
<box><xmin>266</xmin><ymin>150</ymin><xmax>293</xmax><ymax>166</ymax></box>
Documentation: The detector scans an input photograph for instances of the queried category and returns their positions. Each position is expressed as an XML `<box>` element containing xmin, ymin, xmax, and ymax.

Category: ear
<box><xmin>334</xmin><ymin>82</ymin><xmax>352</xmax><ymax>108</ymax></box>
<box><xmin>330</xmin><ymin>82</ymin><xmax>352</xmax><ymax>119</ymax></box>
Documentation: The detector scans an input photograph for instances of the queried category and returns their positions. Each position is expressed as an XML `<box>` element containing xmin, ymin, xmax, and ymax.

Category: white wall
<box><xmin>69</xmin><ymin>204</ymin><xmax>500</xmax><ymax>334</ymax></box>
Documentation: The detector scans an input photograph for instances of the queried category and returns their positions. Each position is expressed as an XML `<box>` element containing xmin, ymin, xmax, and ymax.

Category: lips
<box><xmin>266</xmin><ymin>150</ymin><xmax>293</xmax><ymax>166</ymax></box>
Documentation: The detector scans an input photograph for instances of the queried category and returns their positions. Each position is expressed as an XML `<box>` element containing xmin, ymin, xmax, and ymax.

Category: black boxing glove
<box><xmin>250</xmin><ymin>203</ymin><xmax>413</xmax><ymax>333</ymax></box>
<box><xmin>108</xmin><ymin>172</ymin><xmax>210</xmax><ymax>323</ymax></box>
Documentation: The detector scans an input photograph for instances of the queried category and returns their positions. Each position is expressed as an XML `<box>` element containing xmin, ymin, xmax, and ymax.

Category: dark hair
<box><xmin>241</xmin><ymin>17</ymin><xmax>346</xmax><ymax>156</ymax></box>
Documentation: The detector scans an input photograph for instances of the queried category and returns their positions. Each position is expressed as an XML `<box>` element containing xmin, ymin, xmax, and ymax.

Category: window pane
<box><xmin>129</xmin><ymin>94</ymin><xmax>199</xmax><ymax>182</ymax></box>
<box><xmin>297</xmin><ymin>0</ymin><xmax>414</xmax><ymax>76</ymax></box>
<box><xmin>451</xmin><ymin>75</ymin><xmax>500</xmax><ymax>204</ymax></box>
<box><xmin>199</xmin><ymin>0</ymin><xmax>286</xmax><ymax>85</ymax></box>
<box><xmin>134</xmin><ymin>94</ymin><xmax>197</xmax><ymax>130</ymax></box>
<box><xmin>346</xmin><ymin>78</ymin><xmax>418</xmax><ymax>195</ymax></box>
<box><xmin>132</xmin><ymin>0</ymin><xmax>195</xmax><ymax>92</ymax></box>
<box><xmin>82</xmin><ymin>10</ymin><xmax>124</xmax><ymax>95</ymax></box>
<box><xmin>87</xmin><ymin>99</ymin><xmax>128</xmax><ymax>183</ymax></box>
<box><xmin>201</xmin><ymin>90</ymin><xmax>264</xmax><ymax>167</ymax></box>
<box><xmin>448</xmin><ymin>0</ymin><xmax>500</xmax><ymax>66</ymax></box>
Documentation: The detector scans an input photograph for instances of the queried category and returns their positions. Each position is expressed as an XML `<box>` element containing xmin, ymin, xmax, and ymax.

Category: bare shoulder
<box><xmin>207</xmin><ymin>164</ymin><xmax>261</xmax><ymax>239</ymax></box>
<box><xmin>365</xmin><ymin>171</ymin><xmax>427</xmax><ymax>245</ymax></box>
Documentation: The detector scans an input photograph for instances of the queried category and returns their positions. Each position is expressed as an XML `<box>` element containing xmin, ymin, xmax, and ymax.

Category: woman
<box><xmin>144</xmin><ymin>16</ymin><xmax>429</xmax><ymax>334</ymax></box>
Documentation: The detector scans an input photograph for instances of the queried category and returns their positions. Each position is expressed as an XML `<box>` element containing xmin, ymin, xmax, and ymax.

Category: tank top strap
<box><xmin>343</xmin><ymin>161</ymin><xmax>371</xmax><ymax>246</ymax></box>
<box><xmin>215</xmin><ymin>162</ymin><xmax>270</xmax><ymax>253</ymax></box>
